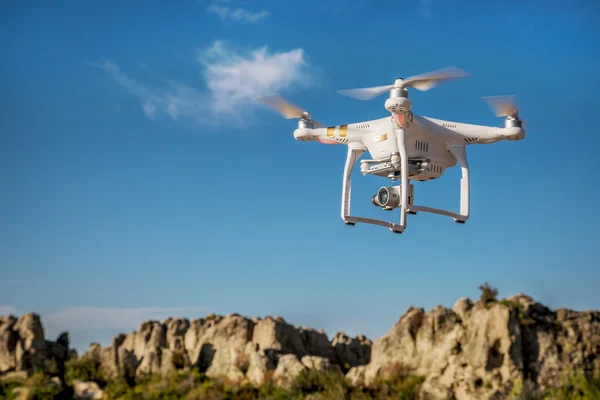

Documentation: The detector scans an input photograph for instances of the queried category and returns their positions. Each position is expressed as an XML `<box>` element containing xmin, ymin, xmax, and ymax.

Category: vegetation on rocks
<box><xmin>1</xmin><ymin>364</ymin><xmax>427</xmax><ymax>399</ymax></box>
<box><xmin>1</xmin><ymin>366</ymin><xmax>600</xmax><ymax>399</ymax></box>
<box><xmin>2</xmin><ymin>283</ymin><xmax>599</xmax><ymax>399</ymax></box>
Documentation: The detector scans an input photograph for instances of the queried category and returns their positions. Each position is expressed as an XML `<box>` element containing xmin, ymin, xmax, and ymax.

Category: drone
<box><xmin>255</xmin><ymin>66</ymin><xmax>525</xmax><ymax>234</ymax></box>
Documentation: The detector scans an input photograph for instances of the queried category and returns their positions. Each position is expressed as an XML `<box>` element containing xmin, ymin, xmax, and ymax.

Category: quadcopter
<box><xmin>255</xmin><ymin>66</ymin><xmax>526</xmax><ymax>234</ymax></box>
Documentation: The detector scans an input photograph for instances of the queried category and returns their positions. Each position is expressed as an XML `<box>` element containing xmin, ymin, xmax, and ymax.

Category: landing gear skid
<box><xmin>341</xmin><ymin>143</ymin><xmax>408</xmax><ymax>234</ymax></box>
<box><xmin>340</xmin><ymin>142</ymin><xmax>471</xmax><ymax>234</ymax></box>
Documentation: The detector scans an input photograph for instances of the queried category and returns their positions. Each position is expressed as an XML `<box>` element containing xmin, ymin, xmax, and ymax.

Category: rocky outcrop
<box><xmin>348</xmin><ymin>294</ymin><xmax>600</xmax><ymax>400</ymax></box>
<box><xmin>1</xmin><ymin>293</ymin><xmax>598</xmax><ymax>400</ymax></box>
<box><xmin>72</xmin><ymin>379</ymin><xmax>104</xmax><ymax>399</ymax></box>
<box><xmin>73</xmin><ymin>313</ymin><xmax>371</xmax><ymax>387</ymax></box>
<box><xmin>0</xmin><ymin>313</ymin><xmax>70</xmax><ymax>377</ymax></box>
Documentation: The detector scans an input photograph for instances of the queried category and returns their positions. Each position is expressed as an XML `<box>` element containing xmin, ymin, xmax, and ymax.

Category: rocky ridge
<box><xmin>1</xmin><ymin>293</ymin><xmax>599</xmax><ymax>399</ymax></box>
<box><xmin>78</xmin><ymin>313</ymin><xmax>372</xmax><ymax>388</ymax></box>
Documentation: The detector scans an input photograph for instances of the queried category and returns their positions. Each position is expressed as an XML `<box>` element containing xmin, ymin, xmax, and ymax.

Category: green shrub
<box><xmin>544</xmin><ymin>370</ymin><xmax>600</xmax><ymax>400</ymax></box>
<box><xmin>64</xmin><ymin>355</ymin><xmax>106</xmax><ymax>386</ymax></box>
<box><xmin>3</xmin><ymin>372</ymin><xmax>65</xmax><ymax>400</ymax></box>
<box><xmin>507</xmin><ymin>378</ymin><xmax>537</xmax><ymax>400</ymax></box>
<box><xmin>0</xmin><ymin>380</ymin><xmax>20</xmax><ymax>400</ymax></box>
<box><xmin>44</xmin><ymin>359</ymin><xmax>600</xmax><ymax>400</ymax></box>
<box><xmin>291</xmin><ymin>369</ymin><xmax>347</xmax><ymax>398</ymax></box>
<box><xmin>102</xmin><ymin>377</ymin><xmax>135</xmax><ymax>399</ymax></box>
<box><xmin>43</xmin><ymin>358</ymin><xmax>60</xmax><ymax>377</ymax></box>
<box><xmin>498</xmin><ymin>299</ymin><xmax>535</xmax><ymax>326</ymax></box>
<box><xmin>478</xmin><ymin>282</ymin><xmax>499</xmax><ymax>304</ymax></box>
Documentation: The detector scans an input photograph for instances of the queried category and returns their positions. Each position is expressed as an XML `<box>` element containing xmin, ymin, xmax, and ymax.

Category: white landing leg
<box><xmin>341</xmin><ymin>144</ymin><xmax>365</xmax><ymax>223</ymax></box>
<box><xmin>448</xmin><ymin>145</ymin><xmax>470</xmax><ymax>223</ymax></box>
<box><xmin>395</xmin><ymin>128</ymin><xmax>409</xmax><ymax>232</ymax></box>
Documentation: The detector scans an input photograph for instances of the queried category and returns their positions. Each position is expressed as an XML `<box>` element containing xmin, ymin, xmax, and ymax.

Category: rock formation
<box><xmin>0</xmin><ymin>313</ymin><xmax>70</xmax><ymax>377</ymax></box>
<box><xmin>347</xmin><ymin>294</ymin><xmax>600</xmax><ymax>399</ymax></box>
<box><xmin>1</xmin><ymin>293</ymin><xmax>598</xmax><ymax>399</ymax></box>
<box><xmin>74</xmin><ymin>313</ymin><xmax>371</xmax><ymax>388</ymax></box>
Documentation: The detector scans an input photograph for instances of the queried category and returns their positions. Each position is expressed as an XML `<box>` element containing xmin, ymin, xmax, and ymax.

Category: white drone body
<box><xmin>256</xmin><ymin>67</ymin><xmax>526</xmax><ymax>234</ymax></box>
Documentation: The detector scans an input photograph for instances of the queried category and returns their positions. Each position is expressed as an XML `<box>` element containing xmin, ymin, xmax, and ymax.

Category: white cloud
<box><xmin>207</xmin><ymin>4</ymin><xmax>270</xmax><ymax>24</ymax></box>
<box><xmin>199</xmin><ymin>40</ymin><xmax>308</xmax><ymax>115</ymax></box>
<box><xmin>92</xmin><ymin>40</ymin><xmax>309</xmax><ymax>128</ymax></box>
<box><xmin>41</xmin><ymin>307</ymin><xmax>208</xmax><ymax>333</ymax></box>
<box><xmin>89</xmin><ymin>60</ymin><xmax>206</xmax><ymax>123</ymax></box>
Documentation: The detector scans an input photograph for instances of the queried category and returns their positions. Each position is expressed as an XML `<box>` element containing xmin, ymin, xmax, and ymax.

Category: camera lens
<box><xmin>377</xmin><ymin>188</ymin><xmax>389</xmax><ymax>206</ymax></box>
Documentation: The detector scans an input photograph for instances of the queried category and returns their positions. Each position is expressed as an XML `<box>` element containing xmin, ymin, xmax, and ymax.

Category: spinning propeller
<box><xmin>254</xmin><ymin>94</ymin><xmax>323</xmax><ymax>127</ymax></box>
<box><xmin>254</xmin><ymin>94</ymin><xmax>337</xmax><ymax>144</ymax></box>
<box><xmin>481</xmin><ymin>95</ymin><xmax>519</xmax><ymax>118</ymax></box>
<box><xmin>482</xmin><ymin>95</ymin><xmax>526</xmax><ymax>126</ymax></box>
<box><xmin>337</xmin><ymin>66</ymin><xmax>471</xmax><ymax>101</ymax></box>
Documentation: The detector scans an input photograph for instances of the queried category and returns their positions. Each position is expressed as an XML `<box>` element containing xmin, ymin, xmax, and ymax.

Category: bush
<box><xmin>90</xmin><ymin>365</ymin><xmax>424</xmax><ymax>399</ymax></box>
<box><xmin>498</xmin><ymin>299</ymin><xmax>536</xmax><ymax>326</ymax></box>
<box><xmin>0</xmin><ymin>380</ymin><xmax>20</xmax><ymax>400</ymax></box>
<box><xmin>478</xmin><ymin>282</ymin><xmax>499</xmax><ymax>304</ymax></box>
<box><xmin>0</xmin><ymin>372</ymin><xmax>65</xmax><ymax>400</ymax></box>
<box><xmin>544</xmin><ymin>370</ymin><xmax>600</xmax><ymax>400</ymax></box>
<box><xmin>291</xmin><ymin>369</ymin><xmax>347</xmax><ymax>398</ymax></box>
<box><xmin>64</xmin><ymin>355</ymin><xmax>106</xmax><ymax>386</ymax></box>
<box><xmin>371</xmin><ymin>362</ymin><xmax>425</xmax><ymax>400</ymax></box>
<box><xmin>27</xmin><ymin>374</ymin><xmax>63</xmax><ymax>399</ymax></box>
<box><xmin>14</xmin><ymin>357</ymin><xmax>597</xmax><ymax>400</ymax></box>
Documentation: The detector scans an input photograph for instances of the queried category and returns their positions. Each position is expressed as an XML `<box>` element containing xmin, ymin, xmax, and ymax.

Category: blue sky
<box><xmin>1</xmin><ymin>0</ymin><xmax>599</xmax><ymax>352</ymax></box>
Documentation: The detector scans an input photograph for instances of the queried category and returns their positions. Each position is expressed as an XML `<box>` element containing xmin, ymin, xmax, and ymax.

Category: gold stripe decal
<box><xmin>374</xmin><ymin>133</ymin><xmax>388</xmax><ymax>142</ymax></box>
<box><xmin>339</xmin><ymin>124</ymin><xmax>348</xmax><ymax>137</ymax></box>
<box><xmin>327</xmin><ymin>126</ymin><xmax>335</xmax><ymax>138</ymax></box>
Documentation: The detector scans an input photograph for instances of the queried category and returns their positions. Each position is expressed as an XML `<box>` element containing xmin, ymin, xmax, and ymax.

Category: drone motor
<box><xmin>385</xmin><ymin>88</ymin><xmax>412</xmax><ymax>114</ymax></box>
<box><xmin>298</xmin><ymin>118</ymin><xmax>315</xmax><ymax>129</ymax></box>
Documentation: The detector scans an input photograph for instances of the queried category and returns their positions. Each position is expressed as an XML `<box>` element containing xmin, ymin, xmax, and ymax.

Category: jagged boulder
<box><xmin>348</xmin><ymin>296</ymin><xmax>600</xmax><ymax>400</ymax></box>
<box><xmin>273</xmin><ymin>354</ymin><xmax>307</xmax><ymax>386</ymax></box>
<box><xmin>0</xmin><ymin>313</ymin><xmax>70</xmax><ymax>377</ymax></box>
<box><xmin>0</xmin><ymin>316</ymin><xmax>18</xmax><ymax>373</ymax></box>
<box><xmin>332</xmin><ymin>331</ymin><xmax>372</xmax><ymax>372</ymax></box>
<box><xmin>72</xmin><ymin>379</ymin><xmax>104</xmax><ymax>399</ymax></box>
<box><xmin>13</xmin><ymin>313</ymin><xmax>47</xmax><ymax>373</ymax></box>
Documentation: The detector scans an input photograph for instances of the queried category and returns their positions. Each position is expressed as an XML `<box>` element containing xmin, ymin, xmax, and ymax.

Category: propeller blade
<box><xmin>254</xmin><ymin>93</ymin><xmax>324</xmax><ymax>127</ymax></box>
<box><xmin>254</xmin><ymin>93</ymin><xmax>306</xmax><ymax>119</ymax></box>
<box><xmin>337</xmin><ymin>84</ymin><xmax>394</xmax><ymax>101</ymax></box>
<box><xmin>482</xmin><ymin>95</ymin><xmax>519</xmax><ymax>118</ymax></box>
<box><xmin>401</xmin><ymin>66</ymin><xmax>470</xmax><ymax>91</ymax></box>
<box><xmin>336</xmin><ymin>66</ymin><xmax>469</xmax><ymax>101</ymax></box>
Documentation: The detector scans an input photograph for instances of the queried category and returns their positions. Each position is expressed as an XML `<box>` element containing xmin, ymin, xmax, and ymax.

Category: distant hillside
<box><xmin>1</xmin><ymin>284</ymin><xmax>599</xmax><ymax>399</ymax></box>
